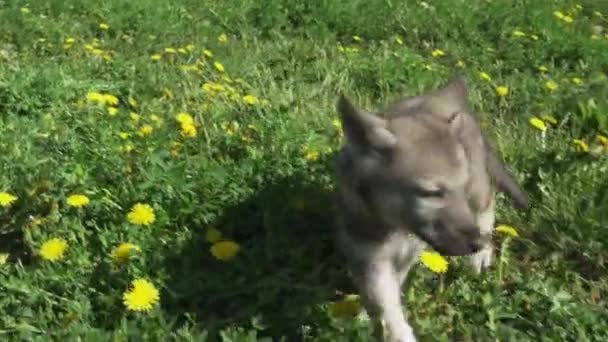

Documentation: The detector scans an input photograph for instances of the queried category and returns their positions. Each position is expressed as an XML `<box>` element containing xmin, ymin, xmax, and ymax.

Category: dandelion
<box><xmin>495</xmin><ymin>224</ymin><xmax>519</xmax><ymax>237</ymax></box>
<box><xmin>553</xmin><ymin>11</ymin><xmax>565</xmax><ymax>19</ymax></box>
<box><xmin>150</xmin><ymin>114</ymin><xmax>163</xmax><ymax>128</ymax></box>
<box><xmin>0</xmin><ymin>253</ymin><xmax>8</xmax><ymax>265</ymax></box>
<box><xmin>128</xmin><ymin>97</ymin><xmax>137</xmax><ymax>108</ymax></box>
<box><xmin>530</xmin><ymin>34</ymin><xmax>539</xmax><ymax>41</ymax></box>
<box><xmin>597</xmin><ymin>134</ymin><xmax>608</xmax><ymax>147</ymax></box>
<box><xmin>353</xmin><ymin>35</ymin><xmax>361</xmax><ymax>42</ymax></box>
<box><xmin>103</xmin><ymin>94</ymin><xmax>119</xmax><ymax>106</ymax></box>
<box><xmin>203</xmin><ymin>49</ymin><xmax>213</xmax><ymax>58</ymax></box>
<box><xmin>129</xmin><ymin>112</ymin><xmax>141</xmax><ymax>122</ymax></box>
<box><xmin>395</xmin><ymin>36</ymin><xmax>403</xmax><ymax>45</ymax></box>
<box><xmin>123</xmin><ymin>143</ymin><xmax>134</xmax><ymax>153</ymax></box>
<box><xmin>304</xmin><ymin>150</ymin><xmax>320</xmax><ymax>161</ymax></box>
<box><xmin>496</xmin><ymin>86</ymin><xmax>509</xmax><ymax>97</ymax></box>
<box><xmin>456</xmin><ymin>60</ymin><xmax>465</xmax><ymax>68</ymax></box>
<box><xmin>186</xmin><ymin>44</ymin><xmax>196</xmax><ymax>52</ymax></box>
<box><xmin>107</xmin><ymin>107</ymin><xmax>119</xmax><ymax>116</ymax></box>
<box><xmin>213</xmin><ymin>62</ymin><xmax>225</xmax><ymax>72</ymax></box>
<box><xmin>39</xmin><ymin>238</ymin><xmax>68</xmax><ymax>262</ymax></box>
<box><xmin>539</xmin><ymin>114</ymin><xmax>558</xmax><ymax>125</ymax></box>
<box><xmin>150</xmin><ymin>54</ymin><xmax>161</xmax><ymax>61</ymax></box>
<box><xmin>572</xmin><ymin>139</ymin><xmax>589</xmax><ymax>153</ymax></box>
<box><xmin>431</xmin><ymin>49</ymin><xmax>445</xmax><ymax>57</ymax></box>
<box><xmin>65</xmin><ymin>37</ymin><xmax>75</xmax><ymax>44</ymax></box>
<box><xmin>66</xmin><ymin>194</ymin><xmax>90</xmax><ymax>208</ymax></box>
<box><xmin>538</xmin><ymin>65</ymin><xmax>548</xmax><ymax>72</ymax></box>
<box><xmin>99</xmin><ymin>23</ymin><xmax>109</xmax><ymax>30</ymax></box>
<box><xmin>127</xmin><ymin>203</ymin><xmax>156</xmax><ymax>226</ymax></box>
<box><xmin>138</xmin><ymin>124</ymin><xmax>154</xmax><ymax>137</ymax></box>
<box><xmin>180</xmin><ymin>123</ymin><xmax>197</xmax><ymax>138</ymax></box>
<box><xmin>112</xmin><ymin>243</ymin><xmax>141</xmax><ymax>263</ymax></box>
<box><xmin>176</xmin><ymin>112</ymin><xmax>194</xmax><ymax>125</ymax></box>
<box><xmin>118</xmin><ymin>132</ymin><xmax>130</xmax><ymax>139</ymax></box>
<box><xmin>479</xmin><ymin>72</ymin><xmax>492</xmax><ymax>81</ymax></box>
<box><xmin>210</xmin><ymin>240</ymin><xmax>240</xmax><ymax>261</ymax></box>
<box><xmin>164</xmin><ymin>47</ymin><xmax>177</xmax><ymax>54</ymax></box>
<box><xmin>572</xmin><ymin>77</ymin><xmax>583</xmax><ymax>85</ymax></box>
<box><xmin>419</xmin><ymin>250</ymin><xmax>448</xmax><ymax>273</ymax></box>
<box><xmin>243</xmin><ymin>95</ymin><xmax>259</xmax><ymax>105</ymax></box>
<box><xmin>91</xmin><ymin>48</ymin><xmax>104</xmax><ymax>56</ymax></box>
<box><xmin>20</xmin><ymin>7</ymin><xmax>30</xmax><ymax>14</ymax></box>
<box><xmin>529</xmin><ymin>117</ymin><xmax>547</xmax><ymax>132</ymax></box>
<box><xmin>0</xmin><ymin>192</ymin><xmax>18</xmax><ymax>207</ymax></box>
<box><xmin>177</xmin><ymin>48</ymin><xmax>187</xmax><ymax>54</ymax></box>
<box><xmin>562</xmin><ymin>15</ymin><xmax>573</xmax><ymax>23</ymax></box>
<box><xmin>329</xmin><ymin>294</ymin><xmax>362</xmax><ymax>318</ymax></box>
<box><xmin>512</xmin><ymin>30</ymin><xmax>526</xmax><ymax>37</ymax></box>
<box><xmin>205</xmin><ymin>228</ymin><xmax>222</xmax><ymax>243</ymax></box>
<box><xmin>218</xmin><ymin>33</ymin><xmax>228</xmax><ymax>43</ymax></box>
<box><xmin>545</xmin><ymin>81</ymin><xmax>558</xmax><ymax>91</ymax></box>
<box><xmin>123</xmin><ymin>279</ymin><xmax>160</xmax><ymax>312</ymax></box>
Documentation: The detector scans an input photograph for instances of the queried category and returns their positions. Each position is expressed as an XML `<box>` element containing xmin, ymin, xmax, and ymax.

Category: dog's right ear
<box><xmin>337</xmin><ymin>94</ymin><xmax>396</xmax><ymax>150</ymax></box>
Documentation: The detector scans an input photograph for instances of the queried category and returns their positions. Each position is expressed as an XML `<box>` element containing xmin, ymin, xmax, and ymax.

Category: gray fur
<box><xmin>333</xmin><ymin>77</ymin><xmax>528</xmax><ymax>341</ymax></box>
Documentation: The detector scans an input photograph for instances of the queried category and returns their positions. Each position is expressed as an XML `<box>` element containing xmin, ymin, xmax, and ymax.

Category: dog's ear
<box><xmin>337</xmin><ymin>94</ymin><xmax>396</xmax><ymax>150</ymax></box>
<box><xmin>435</xmin><ymin>76</ymin><xmax>468</xmax><ymax>106</ymax></box>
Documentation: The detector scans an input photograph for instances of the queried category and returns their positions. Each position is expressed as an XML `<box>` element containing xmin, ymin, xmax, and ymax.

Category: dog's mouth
<box><xmin>416</xmin><ymin>224</ymin><xmax>483</xmax><ymax>257</ymax></box>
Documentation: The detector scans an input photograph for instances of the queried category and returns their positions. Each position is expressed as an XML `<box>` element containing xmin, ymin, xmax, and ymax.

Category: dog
<box><xmin>333</xmin><ymin>77</ymin><xmax>529</xmax><ymax>341</ymax></box>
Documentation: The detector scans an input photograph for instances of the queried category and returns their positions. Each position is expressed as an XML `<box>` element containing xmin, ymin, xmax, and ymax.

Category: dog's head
<box><xmin>336</xmin><ymin>78</ymin><xmax>487</xmax><ymax>256</ymax></box>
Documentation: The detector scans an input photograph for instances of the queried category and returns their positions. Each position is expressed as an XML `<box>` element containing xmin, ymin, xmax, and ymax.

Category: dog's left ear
<box><xmin>435</xmin><ymin>76</ymin><xmax>469</xmax><ymax>106</ymax></box>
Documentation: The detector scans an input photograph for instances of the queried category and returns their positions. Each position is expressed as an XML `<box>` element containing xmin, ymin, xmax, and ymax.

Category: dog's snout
<box><xmin>462</xmin><ymin>225</ymin><xmax>480</xmax><ymax>238</ymax></box>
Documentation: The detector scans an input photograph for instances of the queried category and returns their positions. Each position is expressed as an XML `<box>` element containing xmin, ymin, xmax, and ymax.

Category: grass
<box><xmin>1</xmin><ymin>0</ymin><xmax>607</xmax><ymax>341</ymax></box>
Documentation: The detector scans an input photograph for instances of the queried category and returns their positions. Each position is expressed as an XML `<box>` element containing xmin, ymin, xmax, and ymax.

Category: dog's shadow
<box><xmin>159</xmin><ymin>157</ymin><xmax>354</xmax><ymax>340</ymax></box>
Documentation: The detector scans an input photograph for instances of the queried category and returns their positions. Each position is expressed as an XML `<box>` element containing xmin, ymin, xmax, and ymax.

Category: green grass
<box><xmin>1</xmin><ymin>0</ymin><xmax>607</xmax><ymax>341</ymax></box>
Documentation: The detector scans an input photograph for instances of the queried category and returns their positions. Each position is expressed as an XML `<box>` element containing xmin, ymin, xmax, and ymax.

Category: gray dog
<box><xmin>333</xmin><ymin>77</ymin><xmax>528</xmax><ymax>341</ymax></box>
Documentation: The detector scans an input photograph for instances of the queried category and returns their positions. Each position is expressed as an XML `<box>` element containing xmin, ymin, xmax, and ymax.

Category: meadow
<box><xmin>1</xmin><ymin>0</ymin><xmax>607</xmax><ymax>341</ymax></box>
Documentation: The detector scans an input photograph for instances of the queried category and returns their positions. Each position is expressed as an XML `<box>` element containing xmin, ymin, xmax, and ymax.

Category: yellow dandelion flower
<box><xmin>545</xmin><ymin>81</ymin><xmax>558</xmax><ymax>91</ymax></box>
<box><xmin>512</xmin><ymin>30</ymin><xmax>526</xmax><ymax>37</ymax></box>
<box><xmin>203</xmin><ymin>49</ymin><xmax>213</xmax><ymax>58</ymax></box>
<box><xmin>591</xmin><ymin>34</ymin><xmax>600</xmax><ymax>40</ymax></box>
<box><xmin>210</xmin><ymin>240</ymin><xmax>240</xmax><ymax>261</ymax></box>
<box><xmin>91</xmin><ymin>48</ymin><xmax>104</xmax><ymax>56</ymax></box>
<box><xmin>572</xmin><ymin>139</ymin><xmax>589</xmax><ymax>153</ymax></box>
<box><xmin>597</xmin><ymin>134</ymin><xmax>608</xmax><ymax>147</ymax></box>
<box><xmin>395</xmin><ymin>36</ymin><xmax>403</xmax><ymax>45</ymax></box>
<box><xmin>138</xmin><ymin>124</ymin><xmax>154</xmax><ymax>137</ymax></box>
<box><xmin>65</xmin><ymin>37</ymin><xmax>75</xmax><ymax>44</ymax></box>
<box><xmin>0</xmin><ymin>253</ymin><xmax>8</xmax><ymax>265</ymax></box>
<box><xmin>123</xmin><ymin>143</ymin><xmax>134</xmax><ymax>153</ymax></box>
<box><xmin>21</xmin><ymin>7</ymin><xmax>30</xmax><ymax>14</ymax></box>
<box><xmin>205</xmin><ymin>228</ymin><xmax>222</xmax><ymax>243</ymax></box>
<box><xmin>431</xmin><ymin>49</ymin><xmax>445</xmax><ymax>57</ymax></box>
<box><xmin>553</xmin><ymin>11</ymin><xmax>565</xmax><ymax>19</ymax></box>
<box><xmin>129</xmin><ymin>112</ymin><xmax>141</xmax><ymax>122</ymax></box>
<box><xmin>456</xmin><ymin>60</ymin><xmax>465</xmax><ymax>68</ymax></box>
<box><xmin>164</xmin><ymin>47</ymin><xmax>177</xmax><ymax>54</ymax></box>
<box><xmin>103</xmin><ymin>94</ymin><xmax>119</xmax><ymax>106</ymax></box>
<box><xmin>530</xmin><ymin>34</ymin><xmax>539</xmax><ymax>40</ymax></box>
<box><xmin>180</xmin><ymin>123</ymin><xmax>197</xmax><ymax>138</ymax></box>
<box><xmin>128</xmin><ymin>97</ymin><xmax>137</xmax><ymax>108</ymax></box>
<box><xmin>243</xmin><ymin>95</ymin><xmax>259</xmax><ymax>105</ymax></box>
<box><xmin>329</xmin><ymin>294</ymin><xmax>362</xmax><ymax>318</ymax></box>
<box><xmin>127</xmin><ymin>203</ymin><xmax>156</xmax><ymax>226</ymax></box>
<box><xmin>176</xmin><ymin>112</ymin><xmax>194</xmax><ymax>125</ymax></box>
<box><xmin>118</xmin><ymin>132</ymin><xmax>130</xmax><ymax>140</ymax></box>
<box><xmin>186</xmin><ymin>44</ymin><xmax>196</xmax><ymax>52</ymax></box>
<box><xmin>594</xmin><ymin>11</ymin><xmax>602</xmax><ymax>17</ymax></box>
<box><xmin>150</xmin><ymin>54</ymin><xmax>162</xmax><ymax>61</ymax></box>
<box><xmin>123</xmin><ymin>279</ymin><xmax>160</xmax><ymax>312</ymax></box>
<box><xmin>107</xmin><ymin>107</ymin><xmax>119</xmax><ymax>116</ymax></box>
<box><xmin>496</xmin><ymin>86</ymin><xmax>509</xmax><ymax>97</ymax></box>
<box><xmin>66</xmin><ymin>194</ymin><xmax>90</xmax><ymax>208</ymax></box>
<box><xmin>562</xmin><ymin>15</ymin><xmax>573</xmax><ymax>23</ymax></box>
<box><xmin>0</xmin><ymin>192</ymin><xmax>18</xmax><ymax>207</ymax></box>
<box><xmin>538</xmin><ymin>65</ymin><xmax>548</xmax><ymax>72</ymax></box>
<box><xmin>39</xmin><ymin>238</ymin><xmax>68</xmax><ymax>262</ymax></box>
<box><xmin>539</xmin><ymin>114</ymin><xmax>558</xmax><ymax>125</ymax></box>
<box><xmin>112</xmin><ymin>243</ymin><xmax>141</xmax><ymax>263</ymax></box>
<box><xmin>352</xmin><ymin>35</ymin><xmax>361</xmax><ymax>42</ymax></box>
<box><xmin>495</xmin><ymin>224</ymin><xmax>519</xmax><ymax>237</ymax></box>
<box><xmin>218</xmin><ymin>33</ymin><xmax>228</xmax><ymax>43</ymax></box>
<box><xmin>529</xmin><ymin>117</ymin><xmax>547</xmax><ymax>132</ymax></box>
<box><xmin>479</xmin><ymin>72</ymin><xmax>492</xmax><ymax>81</ymax></box>
<box><xmin>83</xmin><ymin>44</ymin><xmax>93</xmax><ymax>51</ymax></box>
<box><xmin>304</xmin><ymin>150</ymin><xmax>320</xmax><ymax>161</ymax></box>
<box><xmin>419</xmin><ymin>250</ymin><xmax>448</xmax><ymax>273</ymax></box>
<box><xmin>177</xmin><ymin>48</ymin><xmax>187</xmax><ymax>54</ymax></box>
<box><xmin>572</xmin><ymin>77</ymin><xmax>583</xmax><ymax>85</ymax></box>
<box><xmin>86</xmin><ymin>91</ymin><xmax>105</xmax><ymax>103</ymax></box>
<box><xmin>214</xmin><ymin>62</ymin><xmax>225</xmax><ymax>72</ymax></box>
<box><xmin>150</xmin><ymin>114</ymin><xmax>163</xmax><ymax>127</ymax></box>
<box><xmin>99</xmin><ymin>23</ymin><xmax>109</xmax><ymax>30</ymax></box>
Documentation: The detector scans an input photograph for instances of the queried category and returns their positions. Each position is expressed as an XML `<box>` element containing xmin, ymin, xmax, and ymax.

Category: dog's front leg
<box><xmin>353</xmin><ymin>260</ymin><xmax>417</xmax><ymax>342</ymax></box>
<box><xmin>469</xmin><ymin>196</ymin><xmax>496</xmax><ymax>273</ymax></box>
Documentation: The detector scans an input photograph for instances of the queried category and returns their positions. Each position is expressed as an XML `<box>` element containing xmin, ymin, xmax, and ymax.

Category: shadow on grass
<box><xmin>159</xmin><ymin>157</ymin><xmax>354</xmax><ymax>340</ymax></box>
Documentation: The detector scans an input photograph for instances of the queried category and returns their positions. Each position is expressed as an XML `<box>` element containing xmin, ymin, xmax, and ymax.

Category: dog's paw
<box><xmin>469</xmin><ymin>246</ymin><xmax>493</xmax><ymax>274</ymax></box>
